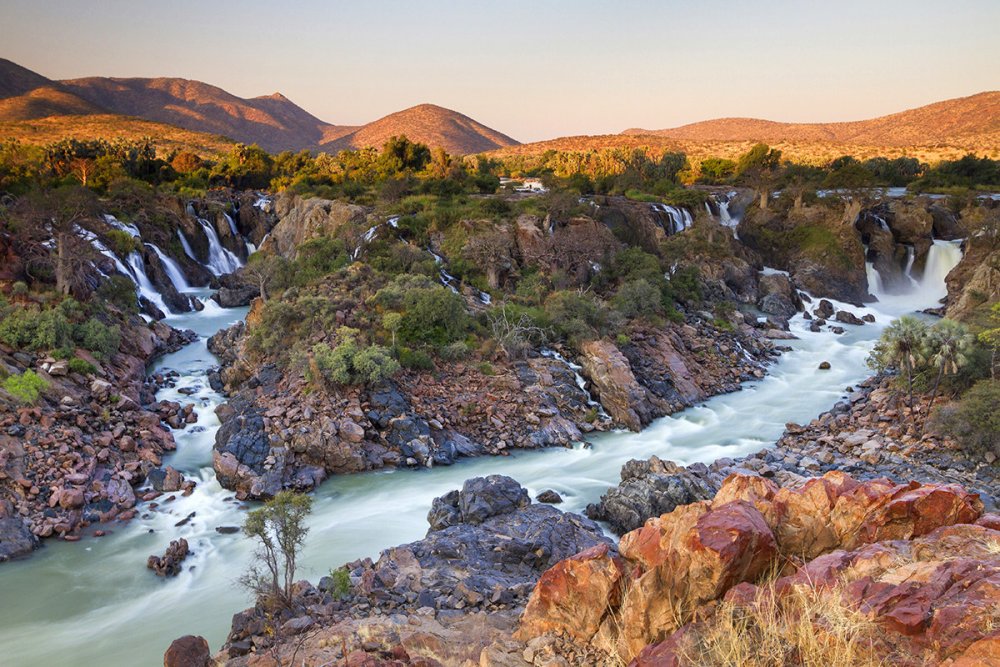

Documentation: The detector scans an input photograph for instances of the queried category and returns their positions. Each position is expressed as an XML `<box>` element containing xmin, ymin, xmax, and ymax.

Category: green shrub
<box><xmin>311</xmin><ymin>328</ymin><xmax>400</xmax><ymax>386</ymax></box>
<box><xmin>77</xmin><ymin>319</ymin><xmax>120</xmax><ymax>359</ymax></box>
<box><xmin>398</xmin><ymin>346</ymin><xmax>434</xmax><ymax>371</ymax></box>
<box><xmin>0</xmin><ymin>307</ymin><xmax>73</xmax><ymax>350</ymax></box>
<box><xmin>105</xmin><ymin>229</ymin><xmax>139</xmax><ymax>257</ymax></box>
<box><xmin>2</xmin><ymin>370</ymin><xmax>48</xmax><ymax>404</ymax></box>
<box><xmin>97</xmin><ymin>275</ymin><xmax>139</xmax><ymax>314</ymax></box>
<box><xmin>328</xmin><ymin>567</ymin><xmax>352</xmax><ymax>599</ymax></box>
<box><xmin>68</xmin><ymin>358</ymin><xmax>97</xmax><ymax>375</ymax></box>
<box><xmin>613</xmin><ymin>279</ymin><xmax>662</xmax><ymax>320</ymax></box>
<box><xmin>439</xmin><ymin>341</ymin><xmax>470</xmax><ymax>361</ymax></box>
<box><xmin>931</xmin><ymin>379</ymin><xmax>1000</xmax><ymax>459</ymax></box>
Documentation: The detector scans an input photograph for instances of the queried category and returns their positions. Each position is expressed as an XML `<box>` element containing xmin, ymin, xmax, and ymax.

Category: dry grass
<box><xmin>675</xmin><ymin>582</ymin><xmax>890</xmax><ymax>667</ymax></box>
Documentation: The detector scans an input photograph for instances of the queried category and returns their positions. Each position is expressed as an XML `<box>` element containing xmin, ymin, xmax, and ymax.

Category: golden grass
<box><xmin>0</xmin><ymin>113</ymin><xmax>234</xmax><ymax>157</ymax></box>
<box><xmin>675</xmin><ymin>583</ymin><xmax>891</xmax><ymax>667</ymax></box>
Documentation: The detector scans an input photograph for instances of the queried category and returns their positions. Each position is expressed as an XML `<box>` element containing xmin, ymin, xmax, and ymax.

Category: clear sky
<box><xmin>3</xmin><ymin>0</ymin><xmax>999</xmax><ymax>142</ymax></box>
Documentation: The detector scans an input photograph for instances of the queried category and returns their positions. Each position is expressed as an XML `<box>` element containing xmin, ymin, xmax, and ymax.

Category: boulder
<box><xmin>0</xmin><ymin>517</ymin><xmax>39</xmax><ymax>562</ymax></box>
<box><xmin>163</xmin><ymin>635</ymin><xmax>211</xmax><ymax>667</ymax></box>
<box><xmin>147</xmin><ymin>538</ymin><xmax>190</xmax><ymax>577</ymax></box>
<box><xmin>579</xmin><ymin>339</ymin><xmax>660</xmax><ymax>431</ymax></box>
<box><xmin>835</xmin><ymin>310</ymin><xmax>865</xmax><ymax>325</ymax></box>
<box><xmin>813</xmin><ymin>299</ymin><xmax>835</xmax><ymax>319</ymax></box>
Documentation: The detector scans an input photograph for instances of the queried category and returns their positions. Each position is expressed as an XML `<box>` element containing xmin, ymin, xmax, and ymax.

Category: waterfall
<box><xmin>103</xmin><ymin>214</ymin><xmax>140</xmax><ymax>237</ymax></box>
<box><xmin>920</xmin><ymin>239</ymin><xmax>963</xmax><ymax>302</ymax></box>
<box><xmin>650</xmin><ymin>204</ymin><xmax>693</xmax><ymax>235</ymax></box>
<box><xmin>903</xmin><ymin>245</ymin><xmax>918</xmax><ymax>288</ymax></box>
<box><xmin>146</xmin><ymin>243</ymin><xmax>191</xmax><ymax>292</ymax></box>
<box><xmin>125</xmin><ymin>251</ymin><xmax>171</xmax><ymax>315</ymax></box>
<box><xmin>223</xmin><ymin>212</ymin><xmax>239</xmax><ymax>238</ymax></box>
<box><xmin>177</xmin><ymin>229</ymin><xmax>198</xmax><ymax>262</ymax></box>
<box><xmin>197</xmin><ymin>218</ymin><xmax>243</xmax><ymax>275</ymax></box>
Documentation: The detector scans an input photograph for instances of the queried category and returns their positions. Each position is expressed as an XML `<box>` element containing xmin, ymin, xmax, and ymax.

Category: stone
<box><xmin>0</xmin><ymin>517</ymin><xmax>39</xmax><ymax>561</ymax></box>
<box><xmin>163</xmin><ymin>635</ymin><xmax>211</xmax><ymax>667</ymax></box>
<box><xmin>818</xmin><ymin>361</ymin><xmax>831</xmax><ymax>370</ymax></box>
<box><xmin>459</xmin><ymin>475</ymin><xmax>530</xmax><ymax>525</ymax></box>
<box><xmin>147</xmin><ymin>538</ymin><xmax>190</xmax><ymax>577</ymax></box>
<box><xmin>536</xmin><ymin>490</ymin><xmax>563</xmax><ymax>504</ymax></box>
<box><xmin>835</xmin><ymin>310</ymin><xmax>865</xmax><ymax>326</ymax></box>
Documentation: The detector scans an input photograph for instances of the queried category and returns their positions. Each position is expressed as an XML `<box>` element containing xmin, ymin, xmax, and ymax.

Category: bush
<box><xmin>68</xmin><ymin>358</ymin><xmax>97</xmax><ymax>375</ymax></box>
<box><xmin>0</xmin><ymin>307</ymin><xmax>72</xmax><ymax>350</ymax></box>
<box><xmin>398</xmin><ymin>346</ymin><xmax>434</xmax><ymax>371</ymax></box>
<box><xmin>240</xmin><ymin>491</ymin><xmax>312</xmax><ymax>610</ymax></box>
<box><xmin>613</xmin><ymin>279</ymin><xmax>662</xmax><ymax>320</ymax></box>
<box><xmin>311</xmin><ymin>328</ymin><xmax>400</xmax><ymax>386</ymax></box>
<box><xmin>931</xmin><ymin>379</ymin><xmax>1000</xmax><ymax>459</ymax></box>
<box><xmin>439</xmin><ymin>341</ymin><xmax>470</xmax><ymax>361</ymax></box>
<box><xmin>328</xmin><ymin>567</ymin><xmax>352</xmax><ymax>599</ymax></box>
<box><xmin>77</xmin><ymin>319</ymin><xmax>120</xmax><ymax>359</ymax></box>
<box><xmin>97</xmin><ymin>275</ymin><xmax>139</xmax><ymax>314</ymax></box>
<box><xmin>105</xmin><ymin>229</ymin><xmax>139</xmax><ymax>257</ymax></box>
<box><xmin>2</xmin><ymin>370</ymin><xmax>48</xmax><ymax>404</ymax></box>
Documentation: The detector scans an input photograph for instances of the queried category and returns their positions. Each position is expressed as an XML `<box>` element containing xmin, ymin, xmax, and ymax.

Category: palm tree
<box><xmin>923</xmin><ymin>319</ymin><xmax>975</xmax><ymax>411</ymax></box>
<box><xmin>868</xmin><ymin>315</ymin><xmax>928</xmax><ymax>412</ymax></box>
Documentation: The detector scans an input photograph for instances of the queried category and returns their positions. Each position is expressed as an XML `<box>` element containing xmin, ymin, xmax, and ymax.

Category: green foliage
<box><xmin>931</xmin><ymin>379</ymin><xmax>1000</xmax><ymax>459</ymax></box>
<box><xmin>544</xmin><ymin>290</ymin><xmax>611</xmax><ymax>343</ymax></box>
<box><xmin>240</xmin><ymin>491</ymin><xmax>313</xmax><ymax>610</ymax></box>
<box><xmin>2</xmin><ymin>370</ymin><xmax>48</xmax><ymax>404</ymax></box>
<box><xmin>288</xmin><ymin>237</ymin><xmax>350</xmax><ymax>286</ymax></box>
<box><xmin>311</xmin><ymin>328</ymin><xmax>400</xmax><ymax>386</ymax></box>
<box><xmin>327</xmin><ymin>567</ymin><xmax>352</xmax><ymax>599</ymax></box>
<box><xmin>613</xmin><ymin>279</ymin><xmax>662</xmax><ymax>320</ymax></box>
<box><xmin>0</xmin><ymin>307</ymin><xmax>72</xmax><ymax>350</ymax></box>
<box><xmin>439</xmin><ymin>341</ymin><xmax>470</xmax><ymax>361</ymax></box>
<box><xmin>68</xmin><ymin>358</ymin><xmax>97</xmax><ymax>375</ymax></box>
<box><xmin>373</xmin><ymin>275</ymin><xmax>469</xmax><ymax>346</ymax></box>
<box><xmin>698</xmin><ymin>157</ymin><xmax>737</xmax><ymax>182</ymax></box>
<box><xmin>77</xmin><ymin>319</ymin><xmax>120</xmax><ymax>359</ymax></box>
<box><xmin>398</xmin><ymin>346</ymin><xmax>434</xmax><ymax>371</ymax></box>
<box><xmin>868</xmin><ymin>315</ymin><xmax>929</xmax><ymax>409</ymax></box>
<box><xmin>97</xmin><ymin>275</ymin><xmax>140</xmax><ymax>313</ymax></box>
<box><xmin>103</xmin><ymin>229</ymin><xmax>139</xmax><ymax>257</ymax></box>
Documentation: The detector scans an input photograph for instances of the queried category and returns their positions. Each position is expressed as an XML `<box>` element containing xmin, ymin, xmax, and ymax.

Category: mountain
<box><xmin>623</xmin><ymin>92</ymin><xmax>1000</xmax><ymax>147</ymax></box>
<box><xmin>58</xmin><ymin>77</ymin><xmax>341</xmax><ymax>153</ymax></box>
<box><xmin>320</xmin><ymin>104</ymin><xmax>519</xmax><ymax>155</ymax></box>
<box><xmin>0</xmin><ymin>58</ymin><xmax>104</xmax><ymax>120</ymax></box>
<box><xmin>0</xmin><ymin>59</ymin><xmax>519</xmax><ymax>155</ymax></box>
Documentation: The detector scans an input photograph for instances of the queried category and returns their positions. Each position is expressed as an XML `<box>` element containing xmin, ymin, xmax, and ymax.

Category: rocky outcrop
<box><xmin>945</xmin><ymin>207</ymin><xmax>999</xmax><ymax>324</ymax></box>
<box><xmin>517</xmin><ymin>471</ymin><xmax>984</xmax><ymax>662</ymax></box>
<box><xmin>579</xmin><ymin>339</ymin><xmax>664</xmax><ymax>431</ymax></box>
<box><xmin>739</xmin><ymin>204</ymin><xmax>868</xmax><ymax>304</ymax></box>
<box><xmin>260</xmin><ymin>192</ymin><xmax>368</xmax><ymax>260</ymax></box>
<box><xmin>0</xmin><ymin>320</ymin><xmax>196</xmax><ymax>553</ymax></box>
<box><xmin>147</xmin><ymin>538</ymin><xmax>190</xmax><ymax>577</ymax></box>
<box><xmin>219</xmin><ymin>476</ymin><xmax>611</xmax><ymax>661</ymax></box>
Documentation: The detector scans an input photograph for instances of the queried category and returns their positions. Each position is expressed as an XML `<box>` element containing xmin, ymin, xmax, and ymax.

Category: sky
<box><xmin>3</xmin><ymin>0</ymin><xmax>999</xmax><ymax>142</ymax></box>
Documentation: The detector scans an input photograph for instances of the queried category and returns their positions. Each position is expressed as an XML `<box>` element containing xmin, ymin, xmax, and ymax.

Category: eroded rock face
<box><xmin>262</xmin><ymin>192</ymin><xmax>368</xmax><ymax>259</ymax></box>
<box><xmin>579</xmin><ymin>339</ymin><xmax>662</xmax><ymax>431</ymax></box>
<box><xmin>164</xmin><ymin>635</ymin><xmax>211</xmax><ymax>667</ymax></box>
<box><xmin>517</xmin><ymin>472</ymin><xmax>985</xmax><ymax>663</ymax></box>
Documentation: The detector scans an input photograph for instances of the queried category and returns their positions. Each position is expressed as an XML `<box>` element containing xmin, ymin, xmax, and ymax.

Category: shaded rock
<box><xmin>536</xmin><ymin>490</ymin><xmax>563</xmax><ymax>504</ymax></box>
<box><xmin>147</xmin><ymin>538</ymin><xmax>190</xmax><ymax>577</ymax></box>
<box><xmin>163</xmin><ymin>635</ymin><xmax>210</xmax><ymax>667</ymax></box>
<box><xmin>0</xmin><ymin>517</ymin><xmax>39</xmax><ymax>562</ymax></box>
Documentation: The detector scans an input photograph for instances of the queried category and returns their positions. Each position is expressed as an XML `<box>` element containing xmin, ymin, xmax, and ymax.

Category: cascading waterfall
<box><xmin>920</xmin><ymin>239</ymin><xmax>963</xmax><ymax>303</ymax></box>
<box><xmin>177</xmin><ymin>229</ymin><xmax>198</xmax><ymax>262</ymax></box>
<box><xmin>146</xmin><ymin>243</ymin><xmax>191</xmax><ymax>292</ymax></box>
<box><xmin>125</xmin><ymin>250</ymin><xmax>172</xmax><ymax>315</ymax></box>
<box><xmin>650</xmin><ymin>203</ymin><xmax>693</xmax><ymax>235</ymax></box>
<box><xmin>197</xmin><ymin>218</ymin><xmax>243</xmax><ymax>275</ymax></box>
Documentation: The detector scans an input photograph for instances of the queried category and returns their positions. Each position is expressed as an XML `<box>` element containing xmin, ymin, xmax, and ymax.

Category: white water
<box><xmin>146</xmin><ymin>243</ymin><xmax>191</xmax><ymax>292</ymax></box>
<box><xmin>177</xmin><ymin>229</ymin><xmax>198</xmax><ymax>263</ymax></box>
<box><xmin>198</xmin><ymin>218</ymin><xmax>243</xmax><ymax>276</ymax></box>
<box><xmin>650</xmin><ymin>203</ymin><xmax>693</xmax><ymax>234</ymax></box>
<box><xmin>125</xmin><ymin>251</ymin><xmax>172</xmax><ymax>316</ymax></box>
<box><xmin>0</xmin><ymin>246</ymin><xmax>965</xmax><ymax>667</ymax></box>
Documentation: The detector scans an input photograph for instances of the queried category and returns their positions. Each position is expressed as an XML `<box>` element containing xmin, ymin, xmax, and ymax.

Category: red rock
<box><xmin>163</xmin><ymin>635</ymin><xmax>210</xmax><ymax>667</ymax></box>
<box><xmin>516</xmin><ymin>543</ymin><xmax>626</xmax><ymax>643</ymax></box>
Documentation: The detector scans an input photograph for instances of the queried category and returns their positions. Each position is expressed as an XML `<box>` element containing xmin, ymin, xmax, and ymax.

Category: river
<box><xmin>0</xmin><ymin>244</ymin><xmax>963</xmax><ymax>666</ymax></box>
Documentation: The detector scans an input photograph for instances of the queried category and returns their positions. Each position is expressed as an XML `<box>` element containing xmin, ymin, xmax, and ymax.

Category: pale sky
<box><xmin>3</xmin><ymin>0</ymin><xmax>998</xmax><ymax>142</ymax></box>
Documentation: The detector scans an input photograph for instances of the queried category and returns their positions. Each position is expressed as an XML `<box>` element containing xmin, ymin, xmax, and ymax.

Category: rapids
<box><xmin>0</xmin><ymin>248</ymin><xmax>963</xmax><ymax>666</ymax></box>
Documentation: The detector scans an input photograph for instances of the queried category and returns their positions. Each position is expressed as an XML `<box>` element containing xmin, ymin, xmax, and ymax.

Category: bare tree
<box><xmin>464</xmin><ymin>228</ymin><xmax>515</xmax><ymax>290</ymax></box>
<box><xmin>547</xmin><ymin>220</ymin><xmax>618</xmax><ymax>285</ymax></box>
<box><xmin>241</xmin><ymin>254</ymin><xmax>286</xmax><ymax>302</ymax></box>
<box><xmin>487</xmin><ymin>301</ymin><xmax>549</xmax><ymax>359</ymax></box>
<box><xmin>15</xmin><ymin>186</ymin><xmax>99</xmax><ymax>295</ymax></box>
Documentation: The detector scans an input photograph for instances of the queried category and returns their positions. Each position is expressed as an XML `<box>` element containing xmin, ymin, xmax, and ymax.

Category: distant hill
<box><xmin>321</xmin><ymin>104</ymin><xmax>518</xmax><ymax>155</ymax></box>
<box><xmin>0</xmin><ymin>59</ymin><xmax>519</xmax><ymax>155</ymax></box>
<box><xmin>623</xmin><ymin>92</ymin><xmax>1000</xmax><ymax>148</ymax></box>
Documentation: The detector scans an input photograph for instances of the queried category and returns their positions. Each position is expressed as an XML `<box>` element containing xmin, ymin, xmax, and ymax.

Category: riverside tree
<box><xmin>867</xmin><ymin>316</ymin><xmax>928</xmax><ymax>412</ymax></box>
<box><xmin>921</xmin><ymin>319</ymin><xmax>975</xmax><ymax>410</ymax></box>
<box><xmin>240</xmin><ymin>491</ymin><xmax>313</xmax><ymax>610</ymax></box>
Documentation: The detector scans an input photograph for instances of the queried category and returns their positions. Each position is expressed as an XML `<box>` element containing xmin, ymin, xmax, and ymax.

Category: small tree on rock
<box><xmin>868</xmin><ymin>315</ymin><xmax>928</xmax><ymax>413</ymax></box>
<box><xmin>240</xmin><ymin>491</ymin><xmax>313</xmax><ymax>611</ymax></box>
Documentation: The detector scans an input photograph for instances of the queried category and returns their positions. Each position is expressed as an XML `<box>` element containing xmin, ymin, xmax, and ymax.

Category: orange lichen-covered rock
<box><xmin>515</xmin><ymin>543</ymin><xmax>627</xmax><ymax>644</ymax></box>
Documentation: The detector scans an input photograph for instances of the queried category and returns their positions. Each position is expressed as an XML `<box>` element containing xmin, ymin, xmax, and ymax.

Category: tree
<box><xmin>240</xmin><ymin>491</ymin><xmax>313</xmax><ymax>611</ymax></box>
<box><xmin>382</xmin><ymin>311</ymin><xmax>402</xmax><ymax>350</ymax></box>
<box><xmin>241</xmin><ymin>254</ymin><xmax>286</xmax><ymax>302</ymax></box>
<box><xmin>978</xmin><ymin>302</ymin><xmax>1000</xmax><ymax>379</ymax></box>
<box><xmin>922</xmin><ymin>319</ymin><xmax>975</xmax><ymax>410</ymax></box>
<box><xmin>737</xmin><ymin>143</ymin><xmax>782</xmax><ymax>210</ymax></box>
<box><xmin>868</xmin><ymin>316</ymin><xmax>928</xmax><ymax>412</ymax></box>
<box><xmin>781</xmin><ymin>163</ymin><xmax>824</xmax><ymax>210</ymax></box>
<box><xmin>464</xmin><ymin>228</ymin><xmax>515</xmax><ymax>289</ymax></box>
<box><xmin>16</xmin><ymin>186</ymin><xmax>99</xmax><ymax>295</ymax></box>
<box><xmin>487</xmin><ymin>302</ymin><xmax>549</xmax><ymax>359</ymax></box>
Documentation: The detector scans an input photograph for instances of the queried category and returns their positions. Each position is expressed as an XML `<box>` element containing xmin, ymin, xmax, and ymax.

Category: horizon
<box><xmin>3</xmin><ymin>0</ymin><xmax>999</xmax><ymax>143</ymax></box>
